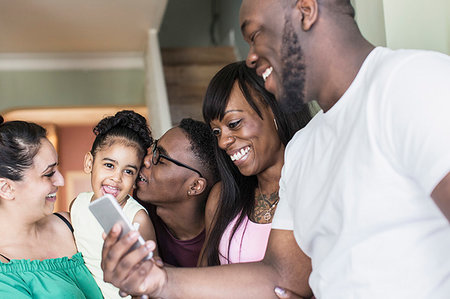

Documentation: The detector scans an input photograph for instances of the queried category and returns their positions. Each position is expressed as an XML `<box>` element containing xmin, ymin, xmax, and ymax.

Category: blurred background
<box><xmin>0</xmin><ymin>0</ymin><xmax>449</xmax><ymax>211</ymax></box>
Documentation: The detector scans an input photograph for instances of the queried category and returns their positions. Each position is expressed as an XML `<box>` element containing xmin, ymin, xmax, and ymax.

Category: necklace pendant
<box><xmin>263</xmin><ymin>211</ymin><xmax>272</xmax><ymax>221</ymax></box>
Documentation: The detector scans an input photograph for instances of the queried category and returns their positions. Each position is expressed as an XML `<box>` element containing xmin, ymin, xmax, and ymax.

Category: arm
<box><xmin>101</xmin><ymin>225</ymin><xmax>312</xmax><ymax>298</ymax></box>
<box><xmin>197</xmin><ymin>182</ymin><xmax>221</xmax><ymax>266</ymax></box>
<box><xmin>133</xmin><ymin>209</ymin><xmax>159</xmax><ymax>256</ymax></box>
<box><xmin>431</xmin><ymin>172</ymin><xmax>450</xmax><ymax>221</ymax></box>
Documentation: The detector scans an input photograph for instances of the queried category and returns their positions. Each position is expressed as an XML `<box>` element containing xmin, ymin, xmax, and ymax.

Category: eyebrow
<box><xmin>103</xmin><ymin>157</ymin><xmax>138</xmax><ymax>171</ymax></box>
<box><xmin>158</xmin><ymin>145</ymin><xmax>169</xmax><ymax>157</ymax></box>
<box><xmin>224</xmin><ymin>109</ymin><xmax>244</xmax><ymax>115</ymax></box>
<box><xmin>41</xmin><ymin>162</ymin><xmax>57</xmax><ymax>174</ymax></box>
<box><xmin>240</xmin><ymin>20</ymin><xmax>250</xmax><ymax>35</ymax></box>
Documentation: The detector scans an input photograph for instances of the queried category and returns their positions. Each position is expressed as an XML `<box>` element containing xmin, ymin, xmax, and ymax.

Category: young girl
<box><xmin>70</xmin><ymin>110</ymin><xmax>157</xmax><ymax>299</ymax></box>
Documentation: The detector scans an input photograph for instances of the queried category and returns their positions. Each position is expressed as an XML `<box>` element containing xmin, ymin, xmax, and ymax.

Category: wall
<box><xmin>0</xmin><ymin>69</ymin><xmax>145</xmax><ymax>113</ymax></box>
<box><xmin>159</xmin><ymin>0</ymin><xmax>212</xmax><ymax>47</ymax></box>
<box><xmin>352</xmin><ymin>0</ymin><xmax>386</xmax><ymax>47</ymax></box>
<box><xmin>56</xmin><ymin>125</ymin><xmax>95</xmax><ymax>211</ymax></box>
<box><xmin>217</xmin><ymin>0</ymin><xmax>248</xmax><ymax>60</ymax></box>
<box><xmin>383</xmin><ymin>0</ymin><xmax>450</xmax><ymax>54</ymax></box>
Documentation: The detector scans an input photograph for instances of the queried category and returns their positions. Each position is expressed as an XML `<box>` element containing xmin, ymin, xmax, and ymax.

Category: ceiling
<box><xmin>0</xmin><ymin>0</ymin><xmax>167</xmax><ymax>53</ymax></box>
<box><xmin>0</xmin><ymin>0</ymin><xmax>166</xmax><ymax>126</ymax></box>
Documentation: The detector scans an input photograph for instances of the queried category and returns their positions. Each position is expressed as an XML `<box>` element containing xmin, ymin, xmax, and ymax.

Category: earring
<box><xmin>274</xmin><ymin>118</ymin><xmax>278</xmax><ymax>131</ymax></box>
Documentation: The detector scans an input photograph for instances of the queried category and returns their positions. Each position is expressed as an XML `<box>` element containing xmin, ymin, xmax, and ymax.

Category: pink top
<box><xmin>218</xmin><ymin>213</ymin><xmax>272</xmax><ymax>264</ymax></box>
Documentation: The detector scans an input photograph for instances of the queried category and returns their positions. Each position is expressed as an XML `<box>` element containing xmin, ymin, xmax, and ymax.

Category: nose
<box><xmin>143</xmin><ymin>152</ymin><xmax>152</xmax><ymax>168</ymax></box>
<box><xmin>246</xmin><ymin>47</ymin><xmax>258</xmax><ymax>68</ymax></box>
<box><xmin>53</xmin><ymin>170</ymin><xmax>65</xmax><ymax>187</ymax></box>
<box><xmin>218</xmin><ymin>131</ymin><xmax>235</xmax><ymax>150</ymax></box>
<box><xmin>111</xmin><ymin>168</ymin><xmax>123</xmax><ymax>182</ymax></box>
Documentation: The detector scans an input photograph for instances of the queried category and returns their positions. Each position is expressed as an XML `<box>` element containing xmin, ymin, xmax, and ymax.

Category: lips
<box><xmin>262</xmin><ymin>66</ymin><xmax>273</xmax><ymax>82</ymax></box>
<box><xmin>229</xmin><ymin>146</ymin><xmax>251</xmax><ymax>162</ymax></box>
<box><xmin>138</xmin><ymin>173</ymin><xmax>148</xmax><ymax>183</ymax></box>
<box><xmin>45</xmin><ymin>192</ymin><xmax>57</xmax><ymax>202</ymax></box>
<box><xmin>102</xmin><ymin>185</ymin><xmax>119</xmax><ymax>197</ymax></box>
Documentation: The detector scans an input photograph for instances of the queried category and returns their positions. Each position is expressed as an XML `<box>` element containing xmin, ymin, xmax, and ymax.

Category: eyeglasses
<box><xmin>151</xmin><ymin>139</ymin><xmax>203</xmax><ymax>178</ymax></box>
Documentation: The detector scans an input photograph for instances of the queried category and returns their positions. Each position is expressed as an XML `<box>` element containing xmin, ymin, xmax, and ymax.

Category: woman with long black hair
<box><xmin>200</xmin><ymin>61</ymin><xmax>313</xmax><ymax>266</ymax></box>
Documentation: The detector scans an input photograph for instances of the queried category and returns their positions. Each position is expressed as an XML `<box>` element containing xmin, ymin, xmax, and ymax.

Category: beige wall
<box><xmin>353</xmin><ymin>0</ymin><xmax>450</xmax><ymax>55</ymax></box>
<box><xmin>383</xmin><ymin>0</ymin><xmax>449</xmax><ymax>54</ymax></box>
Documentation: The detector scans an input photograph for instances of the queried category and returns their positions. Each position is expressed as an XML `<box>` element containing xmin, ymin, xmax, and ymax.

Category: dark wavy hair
<box><xmin>91</xmin><ymin>110</ymin><xmax>152</xmax><ymax>161</ymax></box>
<box><xmin>0</xmin><ymin>116</ymin><xmax>48</xmax><ymax>181</ymax></box>
<box><xmin>201</xmin><ymin>61</ymin><xmax>311</xmax><ymax>265</ymax></box>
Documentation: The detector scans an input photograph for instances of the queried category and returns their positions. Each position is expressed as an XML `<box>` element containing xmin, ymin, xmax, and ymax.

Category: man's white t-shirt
<box><xmin>272</xmin><ymin>47</ymin><xmax>450</xmax><ymax>298</ymax></box>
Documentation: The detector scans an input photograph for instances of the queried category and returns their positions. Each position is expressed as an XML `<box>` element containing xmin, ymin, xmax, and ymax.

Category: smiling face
<box><xmin>12</xmin><ymin>138</ymin><xmax>64</xmax><ymax>215</ymax></box>
<box><xmin>136</xmin><ymin>127</ymin><xmax>201</xmax><ymax>205</ymax></box>
<box><xmin>209</xmin><ymin>82</ymin><xmax>284</xmax><ymax>177</ymax></box>
<box><xmin>240</xmin><ymin>0</ymin><xmax>308</xmax><ymax>112</ymax></box>
<box><xmin>85</xmin><ymin>140</ymin><xmax>141</xmax><ymax>204</ymax></box>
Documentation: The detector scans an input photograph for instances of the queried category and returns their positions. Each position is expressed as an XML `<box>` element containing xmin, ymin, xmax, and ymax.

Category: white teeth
<box><xmin>230</xmin><ymin>146</ymin><xmax>250</xmax><ymax>162</ymax></box>
<box><xmin>46</xmin><ymin>193</ymin><xmax>56</xmax><ymax>198</ymax></box>
<box><xmin>262</xmin><ymin>66</ymin><xmax>273</xmax><ymax>82</ymax></box>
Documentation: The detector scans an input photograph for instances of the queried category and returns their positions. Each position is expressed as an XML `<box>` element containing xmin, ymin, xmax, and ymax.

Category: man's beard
<box><xmin>279</xmin><ymin>16</ymin><xmax>308</xmax><ymax>113</ymax></box>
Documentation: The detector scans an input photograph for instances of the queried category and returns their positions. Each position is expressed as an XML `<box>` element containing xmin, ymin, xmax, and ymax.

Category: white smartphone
<box><xmin>88</xmin><ymin>194</ymin><xmax>153</xmax><ymax>260</ymax></box>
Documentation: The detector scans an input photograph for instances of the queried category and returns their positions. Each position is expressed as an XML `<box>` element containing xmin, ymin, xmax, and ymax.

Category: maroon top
<box><xmin>147</xmin><ymin>204</ymin><xmax>205</xmax><ymax>267</ymax></box>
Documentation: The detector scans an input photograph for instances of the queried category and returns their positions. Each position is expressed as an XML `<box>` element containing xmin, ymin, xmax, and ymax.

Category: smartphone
<box><xmin>88</xmin><ymin>194</ymin><xmax>153</xmax><ymax>260</ymax></box>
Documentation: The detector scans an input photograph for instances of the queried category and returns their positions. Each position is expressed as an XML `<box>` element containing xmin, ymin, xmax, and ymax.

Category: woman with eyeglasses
<box><xmin>199</xmin><ymin>61</ymin><xmax>314</xmax><ymax>266</ymax></box>
<box><xmin>0</xmin><ymin>116</ymin><xmax>102</xmax><ymax>298</ymax></box>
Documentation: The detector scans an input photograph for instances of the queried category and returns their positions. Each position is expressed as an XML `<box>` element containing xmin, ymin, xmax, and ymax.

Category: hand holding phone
<box><xmin>88</xmin><ymin>194</ymin><xmax>153</xmax><ymax>260</ymax></box>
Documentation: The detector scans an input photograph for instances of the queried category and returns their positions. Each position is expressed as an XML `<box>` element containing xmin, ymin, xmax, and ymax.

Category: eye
<box><xmin>211</xmin><ymin>127</ymin><xmax>221</xmax><ymax>137</ymax></box>
<box><xmin>228</xmin><ymin>119</ymin><xmax>242</xmax><ymax>129</ymax></box>
<box><xmin>250</xmin><ymin>31</ymin><xmax>259</xmax><ymax>44</ymax></box>
<box><xmin>124</xmin><ymin>169</ymin><xmax>135</xmax><ymax>176</ymax></box>
<box><xmin>104</xmin><ymin>163</ymin><xmax>114</xmax><ymax>169</ymax></box>
<box><xmin>44</xmin><ymin>171</ymin><xmax>56</xmax><ymax>178</ymax></box>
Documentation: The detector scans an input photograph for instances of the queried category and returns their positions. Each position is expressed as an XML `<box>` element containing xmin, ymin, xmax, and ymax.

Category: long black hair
<box><xmin>0</xmin><ymin>116</ymin><xmax>48</xmax><ymax>181</ymax></box>
<box><xmin>201</xmin><ymin>61</ymin><xmax>311</xmax><ymax>265</ymax></box>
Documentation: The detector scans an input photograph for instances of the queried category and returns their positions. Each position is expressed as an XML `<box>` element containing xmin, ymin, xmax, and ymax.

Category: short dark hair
<box><xmin>178</xmin><ymin>118</ymin><xmax>219</xmax><ymax>185</ymax></box>
<box><xmin>0</xmin><ymin>117</ymin><xmax>47</xmax><ymax>181</ymax></box>
<box><xmin>90</xmin><ymin>110</ymin><xmax>153</xmax><ymax>161</ymax></box>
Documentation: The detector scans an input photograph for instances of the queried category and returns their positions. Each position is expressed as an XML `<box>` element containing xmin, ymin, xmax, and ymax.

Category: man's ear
<box><xmin>83</xmin><ymin>152</ymin><xmax>94</xmax><ymax>174</ymax></box>
<box><xmin>295</xmin><ymin>0</ymin><xmax>319</xmax><ymax>31</ymax></box>
<box><xmin>187</xmin><ymin>178</ymin><xmax>207</xmax><ymax>196</ymax></box>
<box><xmin>0</xmin><ymin>178</ymin><xmax>15</xmax><ymax>200</ymax></box>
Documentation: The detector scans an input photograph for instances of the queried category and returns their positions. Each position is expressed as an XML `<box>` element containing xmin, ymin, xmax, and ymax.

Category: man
<box><xmin>137</xmin><ymin>118</ymin><xmax>219</xmax><ymax>267</ymax></box>
<box><xmin>101</xmin><ymin>1</ymin><xmax>450</xmax><ymax>298</ymax></box>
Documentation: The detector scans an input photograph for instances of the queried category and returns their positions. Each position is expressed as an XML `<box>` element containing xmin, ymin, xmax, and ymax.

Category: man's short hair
<box><xmin>179</xmin><ymin>118</ymin><xmax>219</xmax><ymax>185</ymax></box>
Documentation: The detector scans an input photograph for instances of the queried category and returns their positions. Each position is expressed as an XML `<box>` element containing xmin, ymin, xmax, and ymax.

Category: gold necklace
<box><xmin>257</xmin><ymin>184</ymin><xmax>280</xmax><ymax>221</ymax></box>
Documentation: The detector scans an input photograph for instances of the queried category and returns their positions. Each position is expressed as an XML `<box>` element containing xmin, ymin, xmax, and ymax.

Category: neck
<box><xmin>0</xmin><ymin>208</ymin><xmax>40</xmax><ymax>247</ymax></box>
<box><xmin>308</xmin><ymin>20</ymin><xmax>375</xmax><ymax>112</ymax></box>
<box><xmin>256</xmin><ymin>152</ymin><xmax>284</xmax><ymax>195</ymax></box>
<box><xmin>155</xmin><ymin>201</ymin><xmax>205</xmax><ymax>241</ymax></box>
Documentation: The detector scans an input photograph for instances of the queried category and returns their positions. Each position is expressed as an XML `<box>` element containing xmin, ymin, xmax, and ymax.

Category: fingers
<box><xmin>274</xmin><ymin>287</ymin><xmax>307</xmax><ymax>299</ymax></box>
<box><xmin>118</xmin><ymin>260</ymin><xmax>155</xmax><ymax>296</ymax></box>
<box><xmin>154</xmin><ymin>256</ymin><xmax>164</xmax><ymax>268</ymax></box>
<box><xmin>101</xmin><ymin>224</ymin><xmax>154</xmax><ymax>286</ymax></box>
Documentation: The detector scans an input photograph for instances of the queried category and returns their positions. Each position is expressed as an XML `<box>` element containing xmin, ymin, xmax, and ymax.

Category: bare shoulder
<box><xmin>44</xmin><ymin>212</ymin><xmax>73</xmax><ymax>236</ymax></box>
<box><xmin>132</xmin><ymin>208</ymin><xmax>152</xmax><ymax>227</ymax></box>
<box><xmin>39</xmin><ymin>212</ymin><xmax>77</xmax><ymax>256</ymax></box>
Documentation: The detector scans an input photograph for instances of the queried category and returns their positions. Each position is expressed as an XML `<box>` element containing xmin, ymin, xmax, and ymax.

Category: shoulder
<box><xmin>39</xmin><ymin>213</ymin><xmax>76</xmax><ymax>252</ymax></box>
<box><xmin>132</xmin><ymin>208</ymin><xmax>151</xmax><ymax>225</ymax></box>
